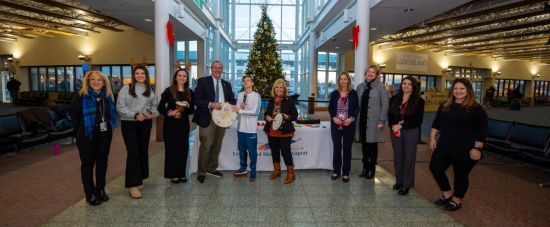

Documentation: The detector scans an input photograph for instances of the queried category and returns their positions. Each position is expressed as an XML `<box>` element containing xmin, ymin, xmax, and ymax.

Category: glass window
<box><xmin>30</xmin><ymin>68</ymin><xmax>38</xmax><ymax>91</ymax></box>
<box><xmin>101</xmin><ymin>66</ymin><xmax>110</xmax><ymax>78</ymax></box>
<box><xmin>147</xmin><ymin>66</ymin><xmax>156</xmax><ymax>86</ymax></box>
<box><xmin>111</xmin><ymin>66</ymin><xmax>122</xmax><ymax>93</ymax></box>
<box><xmin>122</xmin><ymin>66</ymin><xmax>132</xmax><ymax>85</ymax></box>
<box><xmin>47</xmin><ymin>67</ymin><xmax>56</xmax><ymax>91</ymax></box>
<box><xmin>317</xmin><ymin>71</ymin><xmax>326</xmax><ymax>99</ymax></box>
<box><xmin>39</xmin><ymin>67</ymin><xmax>47</xmax><ymax>91</ymax></box>
<box><xmin>66</xmin><ymin>67</ymin><xmax>75</xmax><ymax>92</ymax></box>
<box><xmin>317</xmin><ymin>52</ymin><xmax>327</xmax><ymax>71</ymax></box>
<box><xmin>75</xmin><ymin>67</ymin><xmax>83</xmax><ymax>92</ymax></box>
<box><xmin>57</xmin><ymin>67</ymin><xmax>67</xmax><ymax>92</ymax></box>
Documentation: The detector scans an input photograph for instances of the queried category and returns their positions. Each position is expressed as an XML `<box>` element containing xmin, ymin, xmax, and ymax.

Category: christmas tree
<box><xmin>245</xmin><ymin>6</ymin><xmax>284</xmax><ymax>98</ymax></box>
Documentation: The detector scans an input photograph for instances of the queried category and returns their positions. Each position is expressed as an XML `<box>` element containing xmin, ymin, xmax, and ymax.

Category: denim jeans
<box><xmin>237</xmin><ymin>132</ymin><xmax>257</xmax><ymax>172</ymax></box>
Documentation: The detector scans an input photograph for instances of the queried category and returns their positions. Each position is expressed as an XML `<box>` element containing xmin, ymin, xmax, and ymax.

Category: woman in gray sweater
<box><xmin>116</xmin><ymin>65</ymin><xmax>158</xmax><ymax>199</ymax></box>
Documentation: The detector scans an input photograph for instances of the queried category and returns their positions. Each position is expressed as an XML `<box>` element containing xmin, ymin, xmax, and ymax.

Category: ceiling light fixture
<box><xmin>370</xmin><ymin>27</ymin><xmax>377</xmax><ymax>31</ymax></box>
<box><xmin>144</xmin><ymin>18</ymin><xmax>153</xmax><ymax>22</ymax></box>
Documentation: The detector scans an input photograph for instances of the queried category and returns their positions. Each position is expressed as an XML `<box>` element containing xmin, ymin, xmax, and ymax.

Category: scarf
<box><xmin>82</xmin><ymin>86</ymin><xmax>118</xmax><ymax>140</ymax></box>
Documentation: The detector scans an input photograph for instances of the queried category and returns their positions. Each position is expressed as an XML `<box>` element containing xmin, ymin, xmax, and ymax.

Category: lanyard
<box><xmin>97</xmin><ymin>98</ymin><xmax>105</xmax><ymax>123</ymax></box>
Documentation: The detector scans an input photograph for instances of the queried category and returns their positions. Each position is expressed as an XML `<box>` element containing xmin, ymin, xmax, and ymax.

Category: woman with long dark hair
<box><xmin>264</xmin><ymin>79</ymin><xmax>298</xmax><ymax>184</ymax></box>
<box><xmin>116</xmin><ymin>65</ymin><xmax>159</xmax><ymax>199</ymax></box>
<box><xmin>328</xmin><ymin>72</ymin><xmax>359</xmax><ymax>182</ymax></box>
<box><xmin>158</xmin><ymin>68</ymin><xmax>195</xmax><ymax>183</ymax></box>
<box><xmin>430</xmin><ymin>78</ymin><xmax>487</xmax><ymax>211</ymax></box>
<box><xmin>388</xmin><ymin>76</ymin><xmax>425</xmax><ymax>195</ymax></box>
<box><xmin>71</xmin><ymin>71</ymin><xmax>118</xmax><ymax>205</ymax></box>
<box><xmin>356</xmin><ymin>65</ymin><xmax>389</xmax><ymax>179</ymax></box>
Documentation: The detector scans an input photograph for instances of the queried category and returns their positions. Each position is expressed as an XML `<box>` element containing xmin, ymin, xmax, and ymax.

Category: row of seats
<box><xmin>55</xmin><ymin>92</ymin><xmax>77</xmax><ymax>105</ymax></box>
<box><xmin>0</xmin><ymin>107</ymin><xmax>73</xmax><ymax>154</ymax></box>
<box><xmin>13</xmin><ymin>91</ymin><xmax>49</xmax><ymax>106</ymax></box>
<box><xmin>485</xmin><ymin>118</ymin><xmax>550</xmax><ymax>166</ymax></box>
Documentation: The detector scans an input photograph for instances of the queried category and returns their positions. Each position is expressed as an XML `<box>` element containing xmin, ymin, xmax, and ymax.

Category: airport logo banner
<box><xmin>396</xmin><ymin>52</ymin><xmax>428</xmax><ymax>71</ymax></box>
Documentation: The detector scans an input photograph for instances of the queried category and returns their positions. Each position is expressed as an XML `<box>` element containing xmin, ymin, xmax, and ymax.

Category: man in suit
<box><xmin>193</xmin><ymin>60</ymin><xmax>236</xmax><ymax>183</ymax></box>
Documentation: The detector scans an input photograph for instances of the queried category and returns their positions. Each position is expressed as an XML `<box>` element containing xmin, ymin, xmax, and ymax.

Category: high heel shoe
<box><xmin>434</xmin><ymin>195</ymin><xmax>453</xmax><ymax>206</ymax></box>
<box><xmin>444</xmin><ymin>200</ymin><xmax>462</xmax><ymax>211</ymax></box>
<box><xmin>358</xmin><ymin>167</ymin><xmax>367</xmax><ymax>178</ymax></box>
<box><xmin>171</xmin><ymin>178</ymin><xmax>181</xmax><ymax>184</ymax></box>
<box><xmin>342</xmin><ymin>176</ymin><xmax>350</xmax><ymax>183</ymax></box>
<box><xmin>86</xmin><ymin>194</ymin><xmax>102</xmax><ymax>206</ymax></box>
<box><xmin>97</xmin><ymin>190</ymin><xmax>109</xmax><ymax>202</ymax></box>
<box><xmin>398</xmin><ymin>187</ymin><xmax>409</xmax><ymax>195</ymax></box>
<box><xmin>392</xmin><ymin>184</ymin><xmax>402</xmax><ymax>190</ymax></box>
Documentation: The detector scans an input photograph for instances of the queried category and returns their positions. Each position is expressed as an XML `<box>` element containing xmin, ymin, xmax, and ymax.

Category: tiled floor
<box><xmin>45</xmin><ymin>152</ymin><xmax>460</xmax><ymax>227</ymax></box>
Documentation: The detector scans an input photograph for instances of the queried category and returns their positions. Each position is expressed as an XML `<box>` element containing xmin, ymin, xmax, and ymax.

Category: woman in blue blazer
<box><xmin>328</xmin><ymin>72</ymin><xmax>359</xmax><ymax>182</ymax></box>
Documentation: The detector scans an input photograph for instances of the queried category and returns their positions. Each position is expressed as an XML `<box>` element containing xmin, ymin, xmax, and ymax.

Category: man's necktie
<box><xmin>215</xmin><ymin>79</ymin><xmax>220</xmax><ymax>102</ymax></box>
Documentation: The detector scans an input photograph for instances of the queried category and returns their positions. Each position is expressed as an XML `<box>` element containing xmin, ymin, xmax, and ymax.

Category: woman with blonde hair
<box><xmin>328</xmin><ymin>72</ymin><xmax>359</xmax><ymax>182</ymax></box>
<box><xmin>264</xmin><ymin>79</ymin><xmax>298</xmax><ymax>184</ymax></box>
<box><xmin>70</xmin><ymin>71</ymin><xmax>118</xmax><ymax>206</ymax></box>
<box><xmin>430</xmin><ymin>78</ymin><xmax>487</xmax><ymax>211</ymax></box>
<box><xmin>356</xmin><ymin>65</ymin><xmax>389</xmax><ymax>179</ymax></box>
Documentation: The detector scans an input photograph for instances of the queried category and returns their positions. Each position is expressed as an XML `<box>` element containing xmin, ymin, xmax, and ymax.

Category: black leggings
<box><xmin>268</xmin><ymin>136</ymin><xmax>293</xmax><ymax>166</ymax></box>
<box><xmin>429</xmin><ymin>152</ymin><xmax>477</xmax><ymax>198</ymax></box>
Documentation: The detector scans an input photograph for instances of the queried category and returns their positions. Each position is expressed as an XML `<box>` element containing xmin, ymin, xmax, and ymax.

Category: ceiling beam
<box><xmin>0</xmin><ymin>0</ymin><xmax>123</xmax><ymax>32</ymax></box>
<box><xmin>29</xmin><ymin>0</ymin><xmax>128</xmax><ymax>25</ymax></box>
<box><xmin>0</xmin><ymin>10</ymin><xmax>99</xmax><ymax>33</ymax></box>
<box><xmin>0</xmin><ymin>18</ymin><xmax>82</xmax><ymax>36</ymax></box>
<box><xmin>394</xmin><ymin>18</ymin><xmax>550</xmax><ymax>47</ymax></box>
<box><xmin>454</xmin><ymin>42</ymin><xmax>547</xmax><ymax>53</ymax></box>
<box><xmin>449</xmin><ymin>36</ymin><xmax>548</xmax><ymax>50</ymax></box>
<box><xmin>388</xmin><ymin>7</ymin><xmax>548</xmax><ymax>43</ymax></box>
<box><xmin>445</xmin><ymin>29</ymin><xmax>550</xmax><ymax>46</ymax></box>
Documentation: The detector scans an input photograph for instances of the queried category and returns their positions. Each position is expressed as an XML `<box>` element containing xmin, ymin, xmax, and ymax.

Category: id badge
<box><xmin>99</xmin><ymin>122</ymin><xmax>107</xmax><ymax>132</ymax></box>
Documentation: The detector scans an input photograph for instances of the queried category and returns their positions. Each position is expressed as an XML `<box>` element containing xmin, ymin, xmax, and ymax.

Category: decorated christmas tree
<box><xmin>245</xmin><ymin>6</ymin><xmax>284</xmax><ymax>98</ymax></box>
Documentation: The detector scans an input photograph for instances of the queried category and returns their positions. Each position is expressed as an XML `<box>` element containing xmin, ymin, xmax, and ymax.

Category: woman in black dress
<box><xmin>158</xmin><ymin>68</ymin><xmax>195</xmax><ymax>183</ymax></box>
<box><xmin>429</xmin><ymin>78</ymin><xmax>487</xmax><ymax>211</ymax></box>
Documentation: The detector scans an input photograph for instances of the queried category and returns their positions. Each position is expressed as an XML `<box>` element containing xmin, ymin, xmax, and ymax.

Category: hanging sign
<box><xmin>396</xmin><ymin>52</ymin><xmax>428</xmax><ymax>71</ymax></box>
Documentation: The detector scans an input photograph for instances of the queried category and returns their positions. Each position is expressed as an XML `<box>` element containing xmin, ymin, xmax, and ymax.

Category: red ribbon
<box><xmin>166</xmin><ymin>20</ymin><xmax>174</xmax><ymax>45</ymax></box>
<box><xmin>352</xmin><ymin>25</ymin><xmax>360</xmax><ymax>49</ymax></box>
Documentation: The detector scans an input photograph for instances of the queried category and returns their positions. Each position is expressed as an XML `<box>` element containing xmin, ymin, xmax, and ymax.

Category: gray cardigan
<box><xmin>356</xmin><ymin>79</ymin><xmax>389</xmax><ymax>143</ymax></box>
<box><xmin>116</xmin><ymin>84</ymin><xmax>159</xmax><ymax>121</ymax></box>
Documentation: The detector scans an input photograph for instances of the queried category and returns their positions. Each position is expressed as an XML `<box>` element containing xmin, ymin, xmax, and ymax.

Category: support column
<box><xmin>308</xmin><ymin>33</ymin><xmax>318</xmax><ymax>99</ymax></box>
<box><xmin>155</xmin><ymin>0</ymin><xmax>171</xmax><ymax>93</ymax></box>
<box><xmin>197</xmin><ymin>40</ymin><xmax>206</xmax><ymax>78</ymax></box>
<box><xmin>154</xmin><ymin>0</ymin><xmax>170</xmax><ymax>142</ymax></box>
<box><xmin>353</xmin><ymin>0</ymin><xmax>370</xmax><ymax>88</ymax></box>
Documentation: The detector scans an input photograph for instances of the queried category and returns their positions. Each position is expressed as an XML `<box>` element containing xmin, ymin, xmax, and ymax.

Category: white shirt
<box><xmin>236</xmin><ymin>91</ymin><xmax>261</xmax><ymax>133</ymax></box>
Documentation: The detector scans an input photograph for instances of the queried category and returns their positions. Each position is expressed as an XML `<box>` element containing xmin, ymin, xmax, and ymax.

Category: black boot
<box><xmin>86</xmin><ymin>194</ymin><xmax>102</xmax><ymax>206</ymax></box>
<box><xmin>97</xmin><ymin>190</ymin><xmax>109</xmax><ymax>202</ymax></box>
<box><xmin>358</xmin><ymin>167</ymin><xmax>367</xmax><ymax>178</ymax></box>
<box><xmin>365</xmin><ymin>165</ymin><xmax>375</xmax><ymax>179</ymax></box>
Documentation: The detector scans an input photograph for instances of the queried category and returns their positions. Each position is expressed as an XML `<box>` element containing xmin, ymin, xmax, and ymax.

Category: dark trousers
<box><xmin>76</xmin><ymin>128</ymin><xmax>112</xmax><ymax>197</ymax></box>
<box><xmin>331</xmin><ymin>123</ymin><xmax>355</xmax><ymax>176</ymax></box>
<box><xmin>9</xmin><ymin>90</ymin><xmax>18</xmax><ymax>101</ymax></box>
<box><xmin>391</xmin><ymin>128</ymin><xmax>419</xmax><ymax>188</ymax></box>
<box><xmin>268</xmin><ymin>136</ymin><xmax>293</xmax><ymax>166</ymax></box>
<box><xmin>429</xmin><ymin>152</ymin><xmax>477</xmax><ymax>198</ymax></box>
<box><xmin>121</xmin><ymin>120</ymin><xmax>152</xmax><ymax>188</ymax></box>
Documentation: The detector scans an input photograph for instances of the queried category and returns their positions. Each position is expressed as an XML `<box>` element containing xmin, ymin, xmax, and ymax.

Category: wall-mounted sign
<box><xmin>396</xmin><ymin>52</ymin><xmax>428</xmax><ymax>72</ymax></box>
<box><xmin>194</xmin><ymin>0</ymin><xmax>203</xmax><ymax>10</ymax></box>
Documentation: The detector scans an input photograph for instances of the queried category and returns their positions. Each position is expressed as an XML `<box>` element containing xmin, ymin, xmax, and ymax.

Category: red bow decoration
<box><xmin>166</xmin><ymin>20</ymin><xmax>174</xmax><ymax>45</ymax></box>
<box><xmin>352</xmin><ymin>25</ymin><xmax>360</xmax><ymax>50</ymax></box>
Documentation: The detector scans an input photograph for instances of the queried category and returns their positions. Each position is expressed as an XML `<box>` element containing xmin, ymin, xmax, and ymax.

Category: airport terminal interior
<box><xmin>1</xmin><ymin>0</ymin><xmax>550</xmax><ymax>226</ymax></box>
